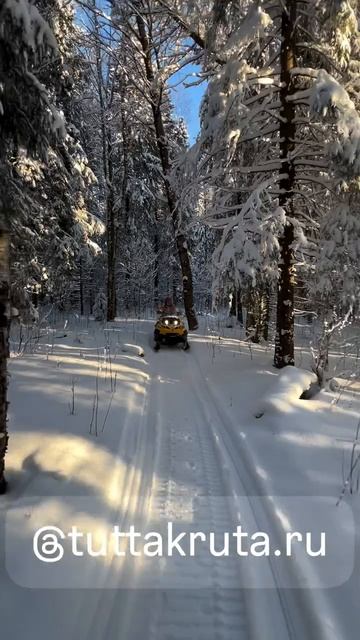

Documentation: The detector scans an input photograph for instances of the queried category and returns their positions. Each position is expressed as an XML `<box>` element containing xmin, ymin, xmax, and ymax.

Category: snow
<box><xmin>25</xmin><ymin>71</ymin><xmax>66</xmax><ymax>137</ymax></box>
<box><xmin>4</xmin><ymin>0</ymin><xmax>360</xmax><ymax>633</ymax></box>
<box><xmin>311</xmin><ymin>69</ymin><xmax>356</xmax><ymax>119</ymax></box>
<box><xmin>2</xmin><ymin>0</ymin><xmax>58</xmax><ymax>52</ymax></box>
<box><xmin>1</xmin><ymin>317</ymin><xmax>360</xmax><ymax>639</ymax></box>
<box><xmin>310</xmin><ymin>69</ymin><xmax>360</xmax><ymax>174</ymax></box>
<box><xmin>255</xmin><ymin>366</ymin><xmax>318</xmax><ymax>418</ymax></box>
<box><xmin>226</xmin><ymin>5</ymin><xmax>272</xmax><ymax>57</ymax></box>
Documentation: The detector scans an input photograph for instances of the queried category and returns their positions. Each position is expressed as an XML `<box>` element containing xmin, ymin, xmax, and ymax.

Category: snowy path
<box><xmin>1</xmin><ymin>319</ymin><xmax>333</xmax><ymax>640</ymax></box>
<box><xmin>67</xmin><ymin>346</ymin><xmax>250</xmax><ymax>640</ymax></box>
<box><xmin>64</xmin><ymin>334</ymin><xmax>291</xmax><ymax>640</ymax></box>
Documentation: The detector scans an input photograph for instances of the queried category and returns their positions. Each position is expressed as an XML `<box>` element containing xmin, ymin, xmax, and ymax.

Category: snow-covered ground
<box><xmin>1</xmin><ymin>316</ymin><xmax>359</xmax><ymax>639</ymax></box>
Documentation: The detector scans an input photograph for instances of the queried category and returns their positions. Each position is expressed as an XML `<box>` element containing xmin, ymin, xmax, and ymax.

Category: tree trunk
<box><xmin>236</xmin><ymin>288</ymin><xmax>243</xmax><ymax>325</ymax></box>
<box><xmin>226</xmin><ymin>288</ymin><xmax>236</xmax><ymax>328</ymax></box>
<box><xmin>94</xmin><ymin>3</ymin><xmax>117</xmax><ymax>322</ymax></box>
<box><xmin>118</xmin><ymin>80</ymin><xmax>131</xmax><ymax>317</ymax></box>
<box><xmin>135</xmin><ymin>14</ymin><xmax>198</xmax><ymax>331</ymax></box>
<box><xmin>0</xmin><ymin>226</ymin><xmax>9</xmax><ymax>494</ymax></box>
<box><xmin>229</xmin><ymin>288</ymin><xmax>236</xmax><ymax>317</ymax></box>
<box><xmin>154</xmin><ymin>232</ymin><xmax>159</xmax><ymax>308</ymax></box>
<box><xmin>79</xmin><ymin>256</ymin><xmax>84</xmax><ymax>316</ymax></box>
<box><xmin>274</xmin><ymin>0</ymin><xmax>297</xmax><ymax>368</ymax></box>
<box><xmin>89</xmin><ymin>275</ymin><xmax>94</xmax><ymax>315</ymax></box>
<box><xmin>106</xmin><ymin>205</ymin><xmax>117</xmax><ymax>320</ymax></box>
<box><xmin>262</xmin><ymin>285</ymin><xmax>271</xmax><ymax>342</ymax></box>
<box><xmin>125</xmin><ymin>270</ymin><xmax>131</xmax><ymax>313</ymax></box>
<box><xmin>245</xmin><ymin>289</ymin><xmax>259</xmax><ymax>343</ymax></box>
<box><xmin>106</xmin><ymin>129</ymin><xmax>117</xmax><ymax>322</ymax></box>
<box><xmin>246</xmin><ymin>286</ymin><xmax>270</xmax><ymax>343</ymax></box>
<box><xmin>172</xmin><ymin>261</ymin><xmax>178</xmax><ymax>305</ymax></box>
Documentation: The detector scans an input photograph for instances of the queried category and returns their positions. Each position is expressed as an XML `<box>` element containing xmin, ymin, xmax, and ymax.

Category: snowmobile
<box><xmin>154</xmin><ymin>314</ymin><xmax>189</xmax><ymax>351</ymax></box>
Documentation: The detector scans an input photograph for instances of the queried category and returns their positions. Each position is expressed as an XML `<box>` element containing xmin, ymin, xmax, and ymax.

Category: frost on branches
<box><xmin>172</xmin><ymin>0</ymin><xmax>360</xmax><ymax>362</ymax></box>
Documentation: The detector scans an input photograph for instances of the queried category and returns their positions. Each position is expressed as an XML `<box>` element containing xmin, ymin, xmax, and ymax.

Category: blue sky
<box><xmin>170</xmin><ymin>65</ymin><xmax>205</xmax><ymax>144</ymax></box>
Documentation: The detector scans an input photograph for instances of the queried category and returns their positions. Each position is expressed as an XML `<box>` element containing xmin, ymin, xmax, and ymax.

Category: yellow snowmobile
<box><xmin>154</xmin><ymin>314</ymin><xmax>189</xmax><ymax>351</ymax></box>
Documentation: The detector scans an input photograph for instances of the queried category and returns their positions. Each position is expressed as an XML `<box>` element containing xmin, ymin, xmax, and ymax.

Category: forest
<box><xmin>1</xmin><ymin>2</ymin><xmax>360</xmax><ymax>639</ymax></box>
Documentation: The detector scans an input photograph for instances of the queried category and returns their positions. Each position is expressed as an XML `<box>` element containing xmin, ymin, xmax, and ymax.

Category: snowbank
<box><xmin>255</xmin><ymin>366</ymin><xmax>318</xmax><ymax>418</ymax></box>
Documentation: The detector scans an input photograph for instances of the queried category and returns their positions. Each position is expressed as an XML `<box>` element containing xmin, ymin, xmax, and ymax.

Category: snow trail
<box><xmin>77</xmin><ymin>345</ymin><xmax>251</xmax><ymax>640</ymax></box>
<box><xmin>82</xmin><ymin>336</ymin><xmax>295</xmax><ymax>640</ymax></box>
<box><xmin>143</xmin><ymin>348</ymin><xmax>249</xmax><ymax>640</ymax></box>
<box><xmin>3</xmin><ymin>320</ymin><xmax>327</xmax><ymax>640</ymax></box>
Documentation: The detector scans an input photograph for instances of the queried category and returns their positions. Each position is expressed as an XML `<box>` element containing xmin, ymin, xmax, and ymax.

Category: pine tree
<box><xmin>160</xmin><ymin>0</ymin><xmax>360</xmax><ymax>365</ymax></box>
<box><xmin>8</xmin><ymin>1</ymin><xmax>102</xmax><ymax>316</ymax></box>
<box><xmin>0</xmin><ymin>0</ymin><xmax>61</xmax><ymax>493</ymax></box>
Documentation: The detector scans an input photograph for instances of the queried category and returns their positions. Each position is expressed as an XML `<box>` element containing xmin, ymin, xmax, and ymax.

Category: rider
<box><xmin>158</xmin><ymin>296</ymin><xmax>177</xmax><ymax>314</ymax></box>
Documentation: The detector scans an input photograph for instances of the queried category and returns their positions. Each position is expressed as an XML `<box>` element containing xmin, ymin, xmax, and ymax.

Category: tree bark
<box><xmin>118</xmin><ymin>76</ymin><xmax>131</xmax><ymax>317</ymax></box>
<box><xmin>154</xmin><ymin>232</ymin><xmax>159</xmax><ymax>308</ymax></box>
<box><xmin>274</xmin><ymin>0</ymin><xmax>297</xmax><ymax>368</ymax></box>
<box><xmin>236</xmin><ymin>288</ymin><xmax>243</xmax><ymax>325</ymax></box>
<box><xmin>263</xmin><ymin>285</ymin><xmax>271</xmax><ymax>342</ymax></box>
<box><xmin>229</xmin><ymin>288</ymin><xmax>236</xmax><ymax>317</ymax></box>
<box><xmin>135</xmin><ymin>13</ymin><xmax>198</xmax><ymax>331</ymax></box>
<box><xmin>106</xmin><ymin>127</ymin><xmax>117</xmax><ymax>321</ymax></box>
<box><xmin>246</xmin><ymin>288</ymin><xmax>259</xmax><ymax>343</ymax></box>
<box><xmin>245</xmin><ymin>286</ymin><xmax>270</xmax><ymax>343</ymax></box>
<box><xmin>0</xmin><ymin>226</ymin><xmax>9</xmax><ymax>494</ymax></box>
<box><xmin>89</xmin><ymin>274</ymin><xmax>94</xmax><ymax>315</ymax></box>
<box><xmin>79</xmin><ymin>256</ymin><xmax>84</xmax><ymax>316</ymax></box>
<box><xmin>172</xmin><ymin>260</ymin><xmax>178</xmax><ymax>305</ymax></box>
<box><xmin>93</xmin><ymin>2</ymin><xmax>117</xmax><ymax>321</ymax></box>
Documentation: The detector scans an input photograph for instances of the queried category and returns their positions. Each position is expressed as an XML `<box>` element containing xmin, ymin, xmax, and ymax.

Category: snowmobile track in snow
<box><xmin>145</xmin><ymin>350</ymin><xmax>250</xmax><ymax>640</ymax></box>
<box><xmin>70</xmin><ymin>336</ymin><xmax>308</xmax><ymax>640</ymax></box>
<box><xmin>185</xmin><ymin>346</ymin><xmax>326</xmax><ymax>640</ymax></box>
